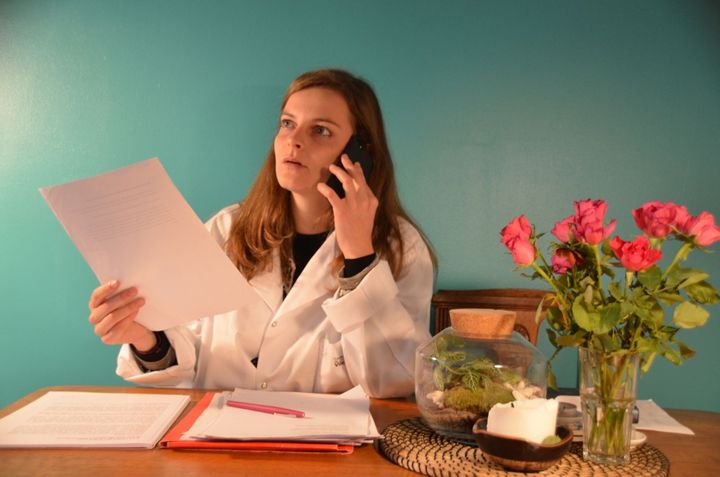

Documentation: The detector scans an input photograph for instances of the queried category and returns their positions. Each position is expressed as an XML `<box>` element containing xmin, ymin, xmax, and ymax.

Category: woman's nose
<box><xmin>287</xmin><ymin>129</ymin><xmax>303</xmax><ymax>149</ymax></box>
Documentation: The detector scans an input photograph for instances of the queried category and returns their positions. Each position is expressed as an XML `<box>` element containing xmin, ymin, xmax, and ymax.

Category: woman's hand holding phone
<box><xmin>88</xmin><ymin>280</ymin><xmax>155</xmax><ymax>351</ymax></box>
<box><xmin>317</xmin><ymin>154</ymin><xmax>378</xmax><ymax>259</ymax></box>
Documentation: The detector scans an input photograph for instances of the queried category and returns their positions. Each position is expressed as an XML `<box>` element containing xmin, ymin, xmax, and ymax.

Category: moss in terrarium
<box><xmin>443</xmin><ymin>384</ymin><xmax>514</xmax><ymax>413</ymax></box>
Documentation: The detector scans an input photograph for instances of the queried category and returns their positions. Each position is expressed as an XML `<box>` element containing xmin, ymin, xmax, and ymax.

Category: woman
<box><xmin>88</xmin><ymin>69</ymin><xmax>435</xmax><ymax>398</ymax></box>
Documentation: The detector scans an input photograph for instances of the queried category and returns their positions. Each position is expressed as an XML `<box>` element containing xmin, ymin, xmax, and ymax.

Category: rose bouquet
<box><xmin>500</xmin><ymin>199</ymin><xmax>719</xmax><ymax>464</ymax></box>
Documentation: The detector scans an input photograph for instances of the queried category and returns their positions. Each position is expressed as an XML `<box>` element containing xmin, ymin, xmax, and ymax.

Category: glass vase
<box><xmin>579</xmin><ymin>347</ymin><xmax>640</xmax><ymax>465</ymax></box>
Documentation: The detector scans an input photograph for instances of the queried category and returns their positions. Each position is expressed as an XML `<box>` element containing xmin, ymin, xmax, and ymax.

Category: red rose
<box><xmin>501</xmin><ymin>215</ymin><xmax>536</xmax><ymax>265</ymax></box>
<box><xmin>551</xmin><ymin>249</ymin><xmax>583</xmax><ymax>274</ymax></box>
<box><xmin>551</xmin><ymin>215</ymin><xmax>574</xmax><ymax>243</ymax></box>
<box><xmin>633</xmin><ymin>201</ymin><xmax>685</xmax><ymax>238</ymax></box>
<box><xmin>610</xmin><ymin>236</ymin><xmax>662</xmax><ymax>272</ymax></box>
<box><xmin>573</xmin><ymin>199</ymin><xmax>616</xmax><ymax>245</ymax></box>
<box><xmin>680</xmin><ymin>211</ymin><xmax>720</xmax><ymax>247</ymax></box>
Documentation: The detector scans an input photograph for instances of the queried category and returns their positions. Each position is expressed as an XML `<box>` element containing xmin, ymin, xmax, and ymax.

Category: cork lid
<box><xmin>449</xmin><ymin>308</ymin><xmax>516</xmax><ymax>339</ymax></box>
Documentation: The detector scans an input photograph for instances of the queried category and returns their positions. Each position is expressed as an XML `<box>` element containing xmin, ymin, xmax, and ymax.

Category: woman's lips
<box><xmin>282</xmin><ymin>157</ymin><xmax>306</xmax><ymax>167</ymax></box>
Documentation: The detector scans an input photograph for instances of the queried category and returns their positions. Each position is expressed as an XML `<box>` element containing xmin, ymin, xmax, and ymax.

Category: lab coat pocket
<box><xmin>315</xmin><ymin>335</ymin><xmax>352</xmax><ymax>394</ymax></box>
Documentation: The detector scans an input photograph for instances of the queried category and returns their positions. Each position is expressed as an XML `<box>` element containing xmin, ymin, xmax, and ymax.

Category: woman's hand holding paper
<box><xmin>88</xmin><ymin>280</ymin><xmax>154</xmax><ymax>351</ymax></box>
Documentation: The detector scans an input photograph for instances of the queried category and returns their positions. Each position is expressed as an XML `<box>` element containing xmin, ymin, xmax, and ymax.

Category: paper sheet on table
<box><xmin>184</xmin><ymin>385</ymin><xmax>381</xmax><ymax>443</ymax></box>
<box><xmin>0</xmin><ymin>392</ymin><xmax>190</xmax><ymax>448</ymax></box>
<box><xmin>39</xmin><ymin>158</ymin><xmax>264</xmax><ymax>330</ymax></box>
<box><xmin>634</xmin><ymin>399</ymin><xmax>694</xmax><ymax>435</ymax></box>
<box><xmin>556</xmin><ymin>395</ymin><xmax>694</xmax><ymax>435</ymax></box>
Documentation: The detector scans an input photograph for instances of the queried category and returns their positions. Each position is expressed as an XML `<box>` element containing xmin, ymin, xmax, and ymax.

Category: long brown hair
<box><xmin>226</xmin><ymin>69</ymin><xmax>436</xmax><ymax>281</ymax></box>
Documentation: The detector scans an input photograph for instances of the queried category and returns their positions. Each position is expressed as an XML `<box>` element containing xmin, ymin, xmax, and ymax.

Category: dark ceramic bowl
<box><xmin>472</xmin><ymin>418</ymin><xmax>573</xmax><ymax>472</ymax></box>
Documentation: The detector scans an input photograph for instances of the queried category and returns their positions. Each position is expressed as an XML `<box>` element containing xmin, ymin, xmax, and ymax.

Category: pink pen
<box><xmin>226</xmin><ymin>400</ymin><xmax>306</xmax><ymax>418</ymax></box>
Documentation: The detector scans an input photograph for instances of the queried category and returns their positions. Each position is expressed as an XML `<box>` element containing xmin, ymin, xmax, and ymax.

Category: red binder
<box><xmin>159</xmin><ymin>392</ymin><xmax>354</xmax><ymax>454</ymax></box>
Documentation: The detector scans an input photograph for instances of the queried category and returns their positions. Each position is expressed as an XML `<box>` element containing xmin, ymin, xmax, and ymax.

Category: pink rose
<box><xmin>551</xmin><ymin>215</ymin><xmax>574</xmax><ymax>243</ymax></box>
<box><xmin>680</xmin><ymin>211</ymin><xmax>720</xmax><ymax>247</ymax></box>
<box><xmin>573</xmin><ymin>199</ymin><xmax>616</xmax><ymax>245</ymax></box>
<box><xmin>551</xmin><ymin>249</ymin><xmax>583</xmax><ymax>274</ymax></box>
<box><xmin>510</xmin><ymin>239</ymin><xmax>536</xmax><ymax>265</ymax></box>
<box><xmin>610</xmin><ymin>236</ymin><xmax>662</xmax><ymax>272</ymax></box>
<box><xmin>501</xmin><ymin>215</ymin><xmax>536</xmax><ymax>265</ymax></box>
<box><xmin>673</xmin><ymin>205</ymin><xmax>691</xmax><ymax>232</ymax></box>
<box><xmin>574</xmin><ymin>198</ymin><xmax>609</xmax><ymax>218</ymax></box>
<box><xmin>500</xmin><ymin>215</ymin><xmax>532</xmax><ymax>247</ymax></box>
<box><xmin>633</xmin><ymin>201</ymin><xmax>685</xmax><ymax>238</ymax></box>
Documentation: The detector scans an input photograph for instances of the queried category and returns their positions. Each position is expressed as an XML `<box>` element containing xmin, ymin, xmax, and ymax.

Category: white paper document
<box><xmin>183</xmin><ymin>385</ymin><xmax>381</xmax><ymax>444</ymax></box>
<box><xmin>0</xmin><ymin>392</ymin><xmax>190</xmax><ymax>448</ymax></box>
<box><xmin>634</xmin><ymin>399</ymin><xmax>694</xmax><ymax>435</ymax></box>
<box><xmin>556</xmin><ymin>395</ymin><xmax>694</xmax><ymax>435</ymax></box>
<box><xmin>40</xmin><ymin>158</ymin><xmax>264</xmax><ymax>330</ymax></box>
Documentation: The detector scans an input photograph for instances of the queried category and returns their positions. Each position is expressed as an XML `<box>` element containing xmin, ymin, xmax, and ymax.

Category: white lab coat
<box><xmin>116</xmin><ymin>204</ymin><xmax>433</xmax><ymax>398</ymax></box>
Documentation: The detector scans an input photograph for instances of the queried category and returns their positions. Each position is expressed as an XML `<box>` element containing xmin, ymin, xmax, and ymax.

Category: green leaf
<box><xmin>634</xmin><ymin>298</ymin><xmax>664</xmax><ymax>327</ymax></box>
<box><xmin>680</xmin><ymin>272</ymin><xmax>710</xmax><ymax>289</ymax></box>
<box><xmin>583</xmin><ymin>285</ymin><xmax>594</xmax><ymax>305</ymax></box>
<box><xmin>599</xmin><ymin>303</ymin><xmax>622</xmax><ymax>334</ymax></box>
<box><xmin>433</xmin><ymin>366</ymin><xmax>445</xmax><ymax>390</ymax></box>
<box><xmin>546</xmin><ymin>307</ymin><xmax>563</xmax><ymax>330</ymax></box>
<box><xmin>660</xmin><ymin>345</ymin><xmax>683</xmax><ymax>366</ymax></box>
<box><xmin>666</xmin><ymin>266</ymin><xmax>709</xmax><ymax>290</ymax></box>
<box><xmin>462</xmin><ymin>371</ymin><xmax>481</xmax><ymax>392</ymax></box>
<box><xmin>435</xmin><ymin>336</ymin><xmax>448</xmax><ymax>353</ymax></box>
<box><xmin>636</xmin><ymin>337</ymin><xmax>659</xmax><ymax>354</ymax></box>
<box><xmin>656</xmin><ymin>292</ymin><xmax>685</xmax><ymax>306</ymax></box>
<box><xmin>572</xmin><ymin>296</ymin><xmax>599</xmax><ymax>333</ymax></box>
<box><xmin>579</xmin><ymin>276</ymin><xmax>595</xmax><ymax>290</ymax></box>
<box><xmin>673</xmin><ymin>302</ymin><xmax>710</xmax><ymax>329</ymax></box>
<box><xmin>641</xmin><ymin>352</ymin><xmax>657</xmax><ymax>373</ymax></box>
<box><xmin>685</xmin><ymin>281</ymin><xmax>720</xmax><ymax>304</ymax></box>
<box><xmin>665</xmin><ymin>266</ymin><xmax>684</xmax><ymax>289</ymax></box>
<box><xmin>572</xmin><ymin>297</ymin><xmax>619</xmax><ymax>334</ymax></box>
<box><xmin>596</xmin><ymin>332</ymin><xmax>621</xmax><ymax>353</ymax></box>
<box><xmin>674</xmin><ymin>339</ymin><xmax>696</xmax><ymax>359</ymax></box>
<box><xmin>620</xmin><ymin>301</ymin><xmax>635</xmax><ymax>319</ymax></box>
<box><xmin>546</xmin><ymin>328</ymin><xmax>558</xmax><ymax>348</ymax></box>
<box><xmin>608</xmin><ymin>281</ymin><xmax>624</xmax><ymax>301</ymax></box>
<box><xmin>556</xmin><ymin>331</ymin><xmax>587</xmax><ymax>347</ymax></box>
<box><xmin>535</xmin><ymin>294</ymin><xmax>546</xmax><ymax>324</ymax></box>
<box><xmin>546</xmin><ymin>364</ymin><xmax>558</xmax><ymax>390</ymax></box>
<box><xmin>638</xmin><ymin>266</ymin><xmax>662</xmax><ymax>290</ymax></box>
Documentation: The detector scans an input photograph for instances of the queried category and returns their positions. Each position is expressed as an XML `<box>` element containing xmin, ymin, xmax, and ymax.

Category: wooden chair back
<box><xmin>431</xmin><ymin>288</ymin><xmax>549</xmax><ymax>344</ymax></box>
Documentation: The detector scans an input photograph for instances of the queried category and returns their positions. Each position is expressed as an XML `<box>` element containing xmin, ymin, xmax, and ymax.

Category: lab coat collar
<box><xmin>277</xmin><ymin>230</ymin><xmax>338</xmax><ymax>317</ymax></box>
<box><xmin>248</xmin><ymin>232</ymin><xmax>338</xmax><ymax>316</ymax></box>
<box><xmin>248</xmin><ymin>250</ymin><xmax>283</xmax><ymax>312</ymax></box>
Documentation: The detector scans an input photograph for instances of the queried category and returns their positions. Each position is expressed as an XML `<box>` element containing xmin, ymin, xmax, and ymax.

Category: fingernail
<box><xmin>110</xmin><ymin>280</ymin><xmax>119</xmax><ymax>287</ymax></box>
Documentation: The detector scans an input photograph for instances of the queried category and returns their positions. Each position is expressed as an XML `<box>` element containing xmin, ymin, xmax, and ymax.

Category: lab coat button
<box><xmin>260</xmin><ymin>382</ymin><xmax>268</xmax><ymax>389</ymax></box>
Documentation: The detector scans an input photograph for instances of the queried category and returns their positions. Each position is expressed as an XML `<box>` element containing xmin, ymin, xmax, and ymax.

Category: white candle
<box><xmin>487</xmin><ymin>399</ymin><xmax>559</xmax><ymax>445</ymax></box>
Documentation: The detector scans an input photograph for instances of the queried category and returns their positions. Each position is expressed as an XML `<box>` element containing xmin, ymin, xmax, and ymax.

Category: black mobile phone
<box><xmin>326</xmin><ymin>136</ymin><xmax>373</xmax><ymax>199</ymax></box>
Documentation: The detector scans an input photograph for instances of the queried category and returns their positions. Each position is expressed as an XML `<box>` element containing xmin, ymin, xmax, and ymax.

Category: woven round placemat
<box><xmin>378</xmin><ymin>418</ymin><xmax>669</xmax><ymax>477</ymax></box>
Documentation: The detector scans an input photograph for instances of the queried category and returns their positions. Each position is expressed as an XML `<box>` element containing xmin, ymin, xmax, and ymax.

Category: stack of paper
<box><xmin>0</xmin><ymin>392</ymin><xmax>190</xmax><ymax>448</ymax></box>
<box><xmin>160</xmin><ymin>386</ymin><xmax>381</xmax><ymax>453</ymax></box>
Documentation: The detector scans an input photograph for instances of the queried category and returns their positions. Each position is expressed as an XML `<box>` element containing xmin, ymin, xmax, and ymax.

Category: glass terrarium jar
<box><xmin>415</xmin><ymin>308</ymin><xmax>548</xmax><ymax>443</ymax></box>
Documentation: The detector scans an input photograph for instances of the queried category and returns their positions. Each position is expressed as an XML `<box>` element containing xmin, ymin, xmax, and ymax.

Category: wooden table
<box><xmin>1</xmin><ymin>386</ymin><xmax>718</xmax><ymax>477</ymax></box>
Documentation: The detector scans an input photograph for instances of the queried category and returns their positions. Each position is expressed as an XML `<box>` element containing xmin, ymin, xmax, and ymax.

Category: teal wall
<box><xmin>2</xmin><ymin>1</ymin><xmax>719</xmax><ymax>411</ymax></box>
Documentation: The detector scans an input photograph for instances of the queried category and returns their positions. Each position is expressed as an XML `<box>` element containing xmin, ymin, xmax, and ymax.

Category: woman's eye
<box><xmin>314</xmin><ymin>126</ymin><xmax>331</xmax><ymax>137</ymax></box>
<box><xmin>279</xmin><ymin>119</ymin><xmax>293</xmax><ymax>129</ymax></box>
